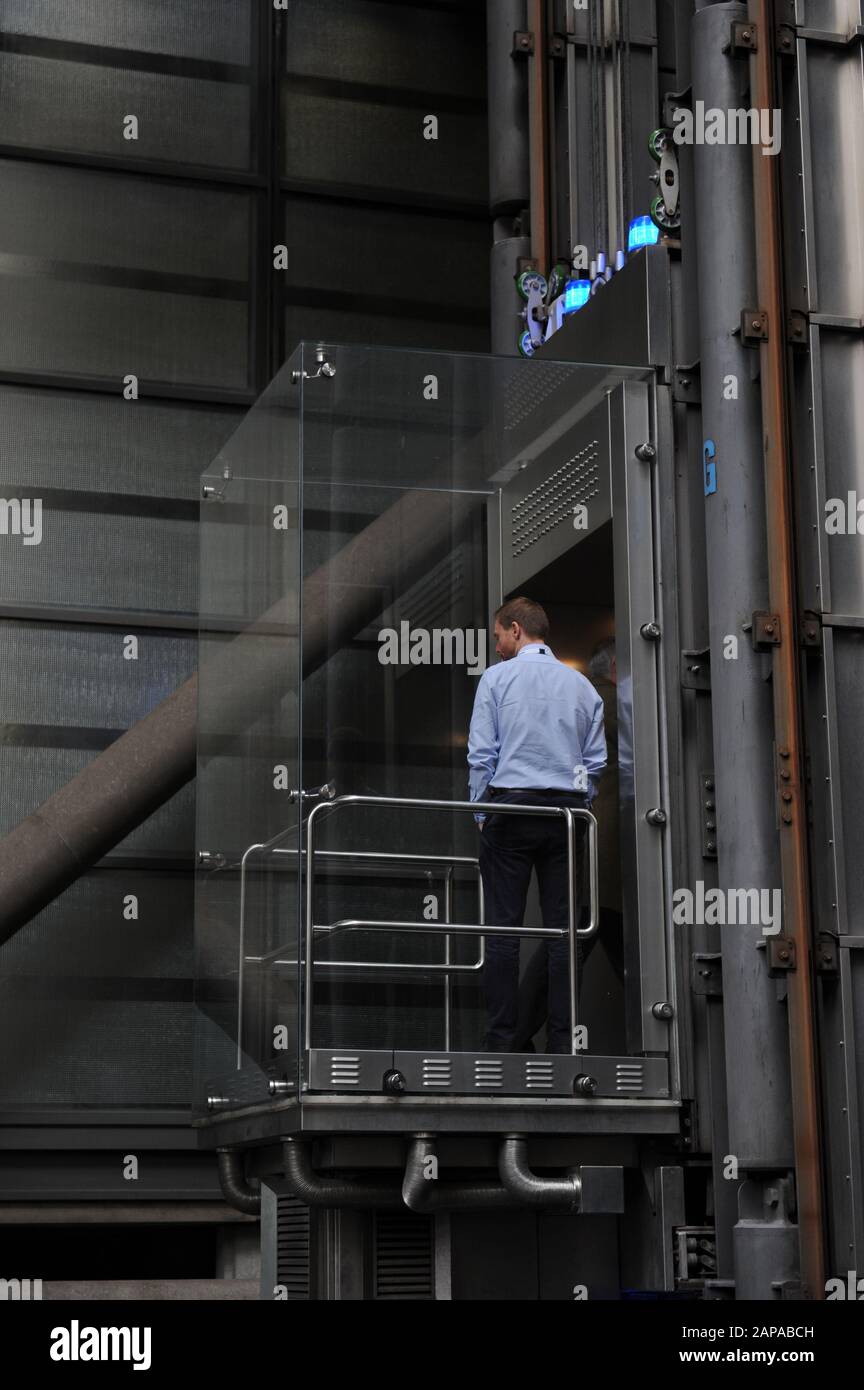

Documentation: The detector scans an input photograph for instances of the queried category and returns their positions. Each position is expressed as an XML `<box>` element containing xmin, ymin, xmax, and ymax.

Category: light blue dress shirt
<box><xmin>468</xmin><ymin>643</ymin><xmax>607</xmax><ymax>821</ymax></box>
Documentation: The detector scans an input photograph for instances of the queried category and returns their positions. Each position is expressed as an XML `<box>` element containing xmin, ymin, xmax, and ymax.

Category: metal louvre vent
<box><xmin>276</xmin><ymin>1194</ymin><xmax>312</xmax><ymax>1300</ymax></box>
<box><xmin>524</xmin><ymin>1060</ymin><xmax>555</xmax><ymax>1090</ymax></box>
<box><xmin>616</xmin><ymin>1062</ymin><xmax>645</xmax><ymax>1093</ymax></box>
<box><xmin>510</xmin><ymin>441</ymin><xmax>600</xmax><ymax>558</ymax></box>
<box><xmin>330</xmin><ymin>1054</ymin><xmax>361</xmax><ymax>1086</ymax></box>
<box><xmin>422</xmin><ymin>1057</ymin><xmax>452</xmax><ymax>1088</ymax></box>
<box><xmin>474</xmin><ymin>1058</ymin><xmax>503</xmax><ymax>1089</ymax></box>
<box><xmin>373</xmin><ymin>1212</ymin><xmax>435</xmax><ymax>1300</ymax></box>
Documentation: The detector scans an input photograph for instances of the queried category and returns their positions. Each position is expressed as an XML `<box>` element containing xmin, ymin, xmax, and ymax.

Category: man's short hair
<box><xmin>494</xmin><ymin>597</ymin><xmax>550</xmax><ymax>641</ymax></box>
<box><xmin>589</xmin><ymin>637</ymin><xmax>616</xmax><ymax>681</ymax></box>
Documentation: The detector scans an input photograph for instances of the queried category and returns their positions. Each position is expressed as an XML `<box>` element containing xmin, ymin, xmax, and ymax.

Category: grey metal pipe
<box><xmin>486</xmin><ymin>0</ymin><xmax>529</xmax><ymax>216</ymax></box>
<box><xmin>282</xmin><ymin>1139</ymin><xmax>404</xmax><ymax>1210</ymax></box>
<box><xmin>491</xmin><ymin>221</ymin><xmax>531</xmax><ymax>355</ymax></box>
<box><xmin>498</xmin><ymin>1136</ymin><xmax>581</xmax><ymax>1212</ymax></box>
<box><xmin>402</xmin><ymin>1136</ymin><xmax>520</xmax><ymax>1212</ymax></box>
<box><xmin>691</xmin><ymin>2</ymin><xmax>792</xmax><ymax>1170</ymax></box>
<box><xmin>216</xmin><ymin>1148</ymin><xmax>261</xmax><ymax>1217</ymax></box>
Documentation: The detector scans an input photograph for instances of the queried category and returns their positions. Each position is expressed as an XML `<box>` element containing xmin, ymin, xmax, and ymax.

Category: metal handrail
<box><xmin>245</xmin><ymin>849</ymin><xmax>485</xmax><ymax>976</ymax></box>
<box><xmin>304</xmin><ymin>794</ymin><xmax>598</xmax><ymax>1054</ymax></box>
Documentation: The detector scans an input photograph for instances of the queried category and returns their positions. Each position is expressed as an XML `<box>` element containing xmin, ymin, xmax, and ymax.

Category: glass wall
<box><xmin>194</xmin><ymin>343</ymin><xmax>658</xmax><ymax>1116</ymax></box>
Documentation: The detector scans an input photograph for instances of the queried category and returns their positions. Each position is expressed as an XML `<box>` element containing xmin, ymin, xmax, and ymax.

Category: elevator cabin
<box><xmin>193</xmin><ymin>342</ymin><xmax>682</xmax><ymax>1299</ymax></box>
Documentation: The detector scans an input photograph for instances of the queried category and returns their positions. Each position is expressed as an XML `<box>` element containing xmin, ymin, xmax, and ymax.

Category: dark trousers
<box><xmin>478</xmin><ymin>789</ymin><xmax>587</xmax><ymax>1053</ymax></box>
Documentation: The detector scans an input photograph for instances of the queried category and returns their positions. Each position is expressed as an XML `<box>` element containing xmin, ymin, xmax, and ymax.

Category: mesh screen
<box><xmin>285</xmin><ymin>0</ymin><xmax>481</xmax><ymax>97</ymax></box>
<box><xmin>0</xmin><ymin>746</ymin><xmax>195</xmax><ymax>858</ymax></box>
<box><xmin>0</xmin><ymin>0</ymin><xmax>252</xmax><ymax>64</ymax></box>
<box><xmin>0</xmin><ymin>385</ymin><xmax>241</xmax><ymax>498</ymax></box>
<box><xmin>0</xmin><ymin>55</ymin><xmax>251</xmax><ymax>169</ymax></box>
<box><xmin>282</xmin><ymin>91</ymin><xmax>486</xmax><ymax>204</ymax></box>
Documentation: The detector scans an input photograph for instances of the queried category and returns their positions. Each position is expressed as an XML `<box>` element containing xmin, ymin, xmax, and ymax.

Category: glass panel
<box><xmin>194</xmin><ymin>342</ymin><xmax>655</xmax><ymax>1117</ymax></box>
<box><xmin>194</xmin><ymin>359</ymin><xmax>301</xmax><ymax>1117</ymax></box>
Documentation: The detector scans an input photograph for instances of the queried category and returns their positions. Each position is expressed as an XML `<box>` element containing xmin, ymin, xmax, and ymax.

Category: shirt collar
<box><xmin>516</xmin><ymin>643</ymin><xmax>554</xmax><ymax>660</ymax></box>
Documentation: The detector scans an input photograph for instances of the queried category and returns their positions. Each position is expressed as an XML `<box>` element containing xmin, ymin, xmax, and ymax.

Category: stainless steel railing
<box><xmin>303</xmin><ymin>794</ymin><xmax>598</xmax><ymax>1055</ymax></box>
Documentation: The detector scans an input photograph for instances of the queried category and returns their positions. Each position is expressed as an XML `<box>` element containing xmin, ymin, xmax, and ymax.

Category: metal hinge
<box><xmin>741</xmin><ymin>309</ymin><xmax>769</xmax><ymax>344</ymax></box>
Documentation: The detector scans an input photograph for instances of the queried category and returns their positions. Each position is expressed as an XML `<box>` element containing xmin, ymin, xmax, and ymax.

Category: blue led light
<box><xmin>564</xmin><ymin>279</ymin><xmax>592</xmax><ymax>313</ymax></box>
<box><xmin>628</xmin><ymin>215</ymin><xmax>661</xmax><ymax>252</ymax></box>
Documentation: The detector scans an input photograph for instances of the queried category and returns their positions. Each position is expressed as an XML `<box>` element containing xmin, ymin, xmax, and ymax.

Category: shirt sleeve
<box><xmin>467</xmin><ymin>672</ymin><xmax>499</xmax><ymax>821</ymax></box>
<box><xmin>582</xmin><ymin>695</ymin><xmax>607</xmax><ymax>803</ymax></box>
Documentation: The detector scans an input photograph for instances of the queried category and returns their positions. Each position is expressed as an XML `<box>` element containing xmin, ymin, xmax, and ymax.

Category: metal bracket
<box><xmin>692</xmin><ymin>953</ymin><xmax>722</xmax><ymax>998</ymax></box>
<box><xmin>700</xmin><ymin>771</ymin><xmax>718</xmax><ymax>859</ymax></box>
<box><xmin>816</xmin><ymin>935</ymin><xmax>839</xmax><ymax>977</ymax></box>
<box><xmin>767</xmin><ymin>936</ymin><xmax>796</xmax><ymax>972</ymax></box>
<box><xmin>549</xmin><ymin>32</ymin><xmax>566</xmax><ymax>60</ymax></box>
<box><xmin>776</xmin><ymin>25</ymin><xmax>797</xmax><ymax>57</ymax></box>
<box><xmin>788</xmin><ymin>310</ymin><xmax>809</xmax><ymax>347</ymax></box>
<box><xmin>801</xmin><ymin>610</ymin><xmax>821</xmax><ymax>648</ymax></box>
<box><xmin>681</xmin><ymin>648</ymin><xmax>710</xmax><ymax>692</ymax></box>
<box><xmin>673</xmin><ymin>361</ymin><xmax>701</xmax><ymax>404</ymax></box>
<box><xmin>726</xmin><ymin>20</ymin><xmax>759</xmax><ymax>55</ymax></box>
<box><xmin>751</xmin><ymin>611</ymin><xmax>781</xmax><ymax>649</ymax></box>
<box><xmin>512</xmin><ymin>30</ymin><xmax>534</xmax><ymax>57</ymax></box>
<box><xmin>770</xmin><ymin>1279</ymin><xmax>809</xmax><ymax>1301</ymax></box>
<box><xmin>741</xmin><ymin>309</ymin><xmax>769</xmax><ymax>344</ymax></box>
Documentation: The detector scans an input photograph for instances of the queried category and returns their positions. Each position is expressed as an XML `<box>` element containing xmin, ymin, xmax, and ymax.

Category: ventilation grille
<box><xmin>474</xmin><ymin>1058</ymin><xmax>503</xmax><ymax>1089</ymax></box>
<box><xmin>276</xmin><ymin>1194</ymin><xmax>312</xmax><ymax>1300</ymax></box>
<box><xmin>422</xmin><ymin>1057</ymin><xmax>452</xmax><ymax>1088</ymax></box>
<box><xmin>330</xmin><ymin>1054</ymin><xmax>361</xmax><ymax>1086</ymax></box>
<box><xmin>524</xmin><ymin>1059</ymin><xmax>555</xmax><ymax>1090</ymax></box>
<box><xmin>616</xmin><ymin>1062</ymin><xmax>644</xmax><ymax>1093</ymax></box>
<box><xmin>504</xmin><ymin>363</ymin><xmax>580</xmax><ymax>430</ymax></box>
<box><xmin>374</xmin><ymin>1212</ymin><xmax>435</xmax><ymax>1299</ymax></box>
<box><xmin>510</xmin><ymin>441</ymin><xmax>600</xmax><ymax>557</ymax></box>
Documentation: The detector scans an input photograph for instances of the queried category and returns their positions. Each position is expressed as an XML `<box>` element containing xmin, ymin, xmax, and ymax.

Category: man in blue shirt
<box><xmin>468</xmin><ymin>597</ymin><xmax>606</xmax><ymax>1052</ymax></box>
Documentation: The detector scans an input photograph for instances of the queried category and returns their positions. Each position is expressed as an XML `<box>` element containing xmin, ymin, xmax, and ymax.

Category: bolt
<box><xmin>751</xmin><ymin>317</ymin><xmax>762</xmax><ymax>331</ymax></box>
<box><xmin>764</xmin><ymin>622</ymin><xmax>775</xmax><ymax>635</ymax></box>
<box><xmin>782</xmin><ymin>791</ymin><xmax>793</xmax><ymax>803</ymax></box>
<box><xmin>707</xmin><ymin>840</ymin><xmax>717</xmax><ymax>852</ymax></box>
<box><xmin>779</xmin><ymin>949</ymin><xmax>790</xmax><ymax>961</ymax></box>
<box><xmin>779</xmin><ymin>748</ymin><xmax>790</xmax><ymax>759</ymax></box>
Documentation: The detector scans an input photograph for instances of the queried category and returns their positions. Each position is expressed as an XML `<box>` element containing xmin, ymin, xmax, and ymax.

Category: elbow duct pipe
<box><xmin>402</xmin><ymin>1135</ymin><xmax>521</xmax><ymax>1212</ymax></box>
<box><xmin>498</xmin><ymin>1136</ymin><xmax>582</xmax><ymax>1213</ymax></box>
<box><xmin>282</xmin><ymin>1139</ymin><xmax>404</xmax><ymax>1210</ymax></box>
<box><xmin>216</xmin><ymin>1148</ymin><xmax>261</xmax><ymax>1217</ymax></box>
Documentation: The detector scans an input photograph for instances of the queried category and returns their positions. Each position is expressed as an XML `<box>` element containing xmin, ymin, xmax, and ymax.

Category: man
<box><xmin>467</xmin><ymin>597</ymin><xmax>606</xmax><ymax>1053</ymax></box>
<box><xmin>512</xmin><ymin>635</ymin><xmax>624</xmax><ymax>1051</ymax></box>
